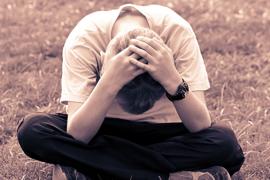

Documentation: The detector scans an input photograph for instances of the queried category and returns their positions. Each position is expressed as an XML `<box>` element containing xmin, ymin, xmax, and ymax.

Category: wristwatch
<box><xmin>166</xmin><ymin>79</ymin><xmax>189</xmax><ymax>101</ymax></box>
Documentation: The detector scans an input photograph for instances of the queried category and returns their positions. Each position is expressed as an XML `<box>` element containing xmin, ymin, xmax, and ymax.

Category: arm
<box><xmin>163</xmin><ymin>75</ymin><xmax>211</xmax><ymax>132</ymax></box>
<box><xmin>67</xmin><ymin>75</ymin><xmax>120</xmax><ymax>143</ymax></box>
<box><xmin>67</xmin><ymin>48</ymin><xmax>144</xmax><ymax>143</ymax></box>
<box><xmin>129</xmin><ymin>37</ymin><xmax>211</xmax><ymax>132</ymax></box>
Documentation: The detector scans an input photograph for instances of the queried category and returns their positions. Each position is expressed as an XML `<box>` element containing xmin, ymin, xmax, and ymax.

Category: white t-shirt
<box><xmin>60</xmin><ymin>4</ymin><xmax>210</xmax><ymax>123</ymax></box>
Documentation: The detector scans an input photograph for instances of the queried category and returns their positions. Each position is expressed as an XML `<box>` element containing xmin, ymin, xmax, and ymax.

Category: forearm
<box><xmin>173</xmin><ymin>92</ymin><xmax>211</xmax><ymax>132</ymax></box>
<box><xmin>67</xmin><ymin>75</ymin><xmax>120</xmax><ymax>143</ymax></box>
<box><xmin>128</xmin><ymin>35</ymin><xmax>211</xmax><ymax>131</ymax></box>
<box><xmin>165</xmin><ymin>75</ymin><xmax>211</xmax><ymax>132</ymax></box>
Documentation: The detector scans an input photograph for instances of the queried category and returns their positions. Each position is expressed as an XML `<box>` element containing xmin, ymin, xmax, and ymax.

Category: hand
<box><xmin>101</xmin><ymin>47</ymin><xmax>145</xmax><ymax>91</ymax></box>
<box><xmin>129</xmin><ymin>36</ymin><xmax>182</xmax><ymax>93</ymax></box>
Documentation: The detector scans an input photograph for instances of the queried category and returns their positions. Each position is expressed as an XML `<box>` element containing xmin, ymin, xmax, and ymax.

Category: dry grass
<box><xmin>0</xmin><ymin>0</ymin><xmax>269</xmax><ymax>179</ymax></box>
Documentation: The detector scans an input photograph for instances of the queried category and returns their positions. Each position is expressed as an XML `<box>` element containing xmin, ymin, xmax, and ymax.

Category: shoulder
<box><xmin>142</xmin><ymin>4</ymin><xmax>174</xmax><ymax>14</ymax></box>
<box><xmin>80</xmin><ymin>10</ymin><xmax>116</xmax><ymax>28</ymax></box>
<box><xmin>141</xmin><ymin>5</ymin><xmax>194</xmax><ymax>37</ymax></box>
<box><xmin>145</xmin><ymin>5</ymin><xmax>191</xmax><ymax>26</ymax></box>
<box><xmin>75</xmin><ymin>10</ymin><xmax>115</xmax><ymax>30</ymax></box>
<box><xmin>64</xmin><ymin>9</ymin><xmax>116</xmax><ymax>48</ymax></box>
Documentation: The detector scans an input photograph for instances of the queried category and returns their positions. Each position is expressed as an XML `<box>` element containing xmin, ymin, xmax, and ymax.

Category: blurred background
<box><xmin>0</xmin><ymin>0</ymin><xmax>270</xmax><ymax>179</ymax></box>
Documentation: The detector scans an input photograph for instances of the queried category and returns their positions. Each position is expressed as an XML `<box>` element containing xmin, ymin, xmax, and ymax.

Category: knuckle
<box><xmin>139</xmin><ymin>50</ymin><xmax>147</xmax><ymax>58</ymax></box>
<box><xmin>123</xmin><ymin>59</ymin><xmax>129</xmax><ymax>64</ymax></box>
<box><xmin>141</xmin><ymin>64</ymin><xmax>146</xmax><ymax>70</ymax></box>
<box><xmin>143</xmin><ymin>45</ymin><xmax>149</xmax><ymax>52</ymax></box>
<box><xmin>154</xmin><ymin>60</ymin><xmax>160</xmax><ymax>66</ymax></box>
<box><xmin>148</xmin><ymin>39</ymin><xmax>153</xmax><ymax>44</ymax></box>
<box><xmin>132</xmin><ymin>60</ymin><xmax>139</xmax><ymax>65</ymax></box>
<box><xmin>143</xmin><ymin>37</ymin><xmax>150</xmax><ymax>42</ymax></box>
<box><xmin>156</xmin><ymin>53</ymin><xmax>163</xmax><ymax>60</ymax></box>
<box><xmin>166</xmin><ymin>49</ymin><xmax>172</xmax><ymax>55</ymax></box>
<box><xmin>128</xmin><ymin>46</ymin><xmax>133</xmax><ymax>51</ymax></box>
<box><xmin>149</xmin><ymin>67</ymin><xmax>155</xmax><ymax>72</ymax></box>
<box><xmin>160</xmin><ymin>49</ymin><xmax>167</xmax><ymax>54</ymax></box>
<box><xmin>131</xmin><ymin>58</ymin><xmax>137</xmax><ymax>63</ymax></box>
<box><xmin>143</xmin><ymin>51</ymin><xmax>148</xmax><ymax>57</ymax></box>
<box><xmin>167</xmin><ymin>47</ymin><xmax>172</xmax><ymax>53</ymax></box>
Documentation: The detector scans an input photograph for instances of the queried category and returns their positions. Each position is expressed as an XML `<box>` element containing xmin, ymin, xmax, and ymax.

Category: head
<box><xmin>105</xmin><ymin>27</ymin><xmax>165</xmax><ymax>114</ymax></box>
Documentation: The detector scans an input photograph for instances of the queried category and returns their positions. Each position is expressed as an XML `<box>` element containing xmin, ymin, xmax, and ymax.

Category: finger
<box><xmin>138</xmin><ymin>58</ymin><xmax>148</xmax><ymax>64</ymax></box>
<box><xmin>153</xmin><ymin>37</ymin><xmax>171</xmax><ymax>52</ymax></box>
<box><xmin>136</xmin><ymin>36</ymin><xmax>163</xmax><ymax>51</ymax></box>
<box><xmin>119</xmin><ymin>46</ymin><xmax>133</xmax><ymax>56</ymax></box>
<box><xmin>129</xmin><ymin>52</ymin><xmax>140</xmax><ymax>59</ymax></box>
<box><xmin>129</xmin><ymin>45</ymin><xmax>155</xmax><ymax>63</ymax></box>
<box><xmin>153</xmin><ymin>37</ymin><xmax>163</xmax><ymax>43</ymax></box>
<box><xmin>128</xmin><ymin>61</ymin><xmax>141</xmax><ymax>71</ymax></box>
<box><xmin>133</xmin><ymin>69</ymin><xmax>145</xmax><ymax>76</ymax></box>
<box><xmin>130</xmin><ymin>39</ymin><xmax>157</xmax><ymax>56</ymax></box>
<box><xmin>129</xmin><ymin>58</ymin><xmax>152</xmax><ymax>72</ymax></box>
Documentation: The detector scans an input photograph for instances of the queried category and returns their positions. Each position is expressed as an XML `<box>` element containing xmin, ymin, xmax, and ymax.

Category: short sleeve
<box><xmin>174</xmin><ymin>33</ymin><xmax>210</xmax><ymax>91</ymax></box>
<box><xmin>157</xmin><ymin>6</ymin><xmax>210</xmax><ymax>91</ymax></box>
<box><xmin>164</xmin><ymin>25</ymin><xmax>210</xmax><ymax>91</ymax></box>
<box><xmin>60</xmin><ymin>38</ymin><xmax>98</xmax><ymax>105</ymax></box>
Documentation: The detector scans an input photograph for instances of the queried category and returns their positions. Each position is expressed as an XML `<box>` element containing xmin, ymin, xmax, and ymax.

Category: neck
<box><xmin>112</xmin><ymin>12</ymin><xmax>149</xmax><ymax>38</ymax></box>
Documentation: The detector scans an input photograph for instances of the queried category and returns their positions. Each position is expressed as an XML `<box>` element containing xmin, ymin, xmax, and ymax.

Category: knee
<box><xmin>210</xmin><ymin>124</ymin><xmax>245</xmax><ymax>167</ymax></box>
<box><xmin>211</xmin><ymin>125</ymin><xmax>238</xmax><ymax>151</ymax></box>
<box><xmin>17</xmin><ymin>113</ymin><xmax>50</xmax><ymax>157</ymax></box>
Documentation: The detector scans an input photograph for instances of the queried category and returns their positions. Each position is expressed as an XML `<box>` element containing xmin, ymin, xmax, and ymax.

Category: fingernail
<box><xmin>136</xmin><ymin>36</ymin><xmax>143</xmax><ymax>39</ymax></box>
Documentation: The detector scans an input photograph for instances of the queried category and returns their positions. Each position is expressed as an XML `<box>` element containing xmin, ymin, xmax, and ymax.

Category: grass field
<box><xmin>0</xmin><ymin>0</ymin><xmax>270</xmax><ymax>179</ymax></box>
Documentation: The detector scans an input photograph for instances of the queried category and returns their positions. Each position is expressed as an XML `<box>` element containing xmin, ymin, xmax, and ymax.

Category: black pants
<box><xmin>17</xmin><ymin>113</ymin><xmax>244</xmax><ymax>180</ymax></box>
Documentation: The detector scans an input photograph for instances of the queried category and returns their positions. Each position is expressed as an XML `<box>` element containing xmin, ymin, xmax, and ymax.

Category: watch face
<box><xmin>178</xmin><ymin>88</ymin><xmax>186</xmax><ymax>97</ymax></box>
<box><xmin>176</xmin><ymin>85</ymin><xmax>186</xmax><ymax>98</ymax></box>
<box><xmin>166</xmin><ymin>79</ymin><xmax>189</xmax><ymax>101</ymax></box>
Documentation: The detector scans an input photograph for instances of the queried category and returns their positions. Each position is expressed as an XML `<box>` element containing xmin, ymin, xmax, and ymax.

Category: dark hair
<box><xmin>105</xmin><ymin>28</ymin><xmax>165</xmax><ymax>114</ymax></box>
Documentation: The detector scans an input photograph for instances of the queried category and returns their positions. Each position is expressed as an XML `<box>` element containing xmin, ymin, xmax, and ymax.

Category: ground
<box><xmin>0</xmin><ymin>0</ymin><xmax>270</xmax><ymax>179</ymax></box>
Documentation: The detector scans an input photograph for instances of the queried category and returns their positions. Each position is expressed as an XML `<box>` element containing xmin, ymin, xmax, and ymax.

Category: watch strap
<box><xmin>166</xmin><ymin>79</ymin><xmax>189</xmax><ymax>101</ymax></box>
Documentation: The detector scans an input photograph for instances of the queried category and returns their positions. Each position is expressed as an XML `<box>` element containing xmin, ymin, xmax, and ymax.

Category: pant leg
<box><xmin>17</xmin><ymin>112</ymin><xmax>244</xmax><ymax>179</ymax></box>
<box><xmin>17</xmin><ymin>112</ymin><xmax>181</xmax><ymax>180</ymax></box>
<box><xmin>98</xmin><ymin>119</ymin><xmax>244</xmax><ymax>175</ymax></box>
<box><xmin>98</xmin><ymin>118</ymin><xmax>244</xmax><ymax>175</ymax></box>
<box><xmin>146</xmin><ymin>123</ymin><xmax>245</xmax><ymax>175</ymax></box>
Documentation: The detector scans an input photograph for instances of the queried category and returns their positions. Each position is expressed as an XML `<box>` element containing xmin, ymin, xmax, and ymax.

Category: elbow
<box><xmin>189</xmin><ymin>122</ymin><xmax>211</xmax><ymax>133</ymax></box>
<box><xmin>198</xmin><ymin>111</ymin><xmax>212</xmax><ymax>131</ymax></box>
<box><xmin>67</xmin><ymin>125</ymin><xmax>90</xmax><ymax>144</ymax></box>
<box><xmin>200</xmin><ymin>119</ymin><xmax>212</xmax><ymax>131</ymax></box>
<box><xmin>190</xmin><ymin>116</ymin><xmax>212</xmax><ymax>133</ymax></box>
